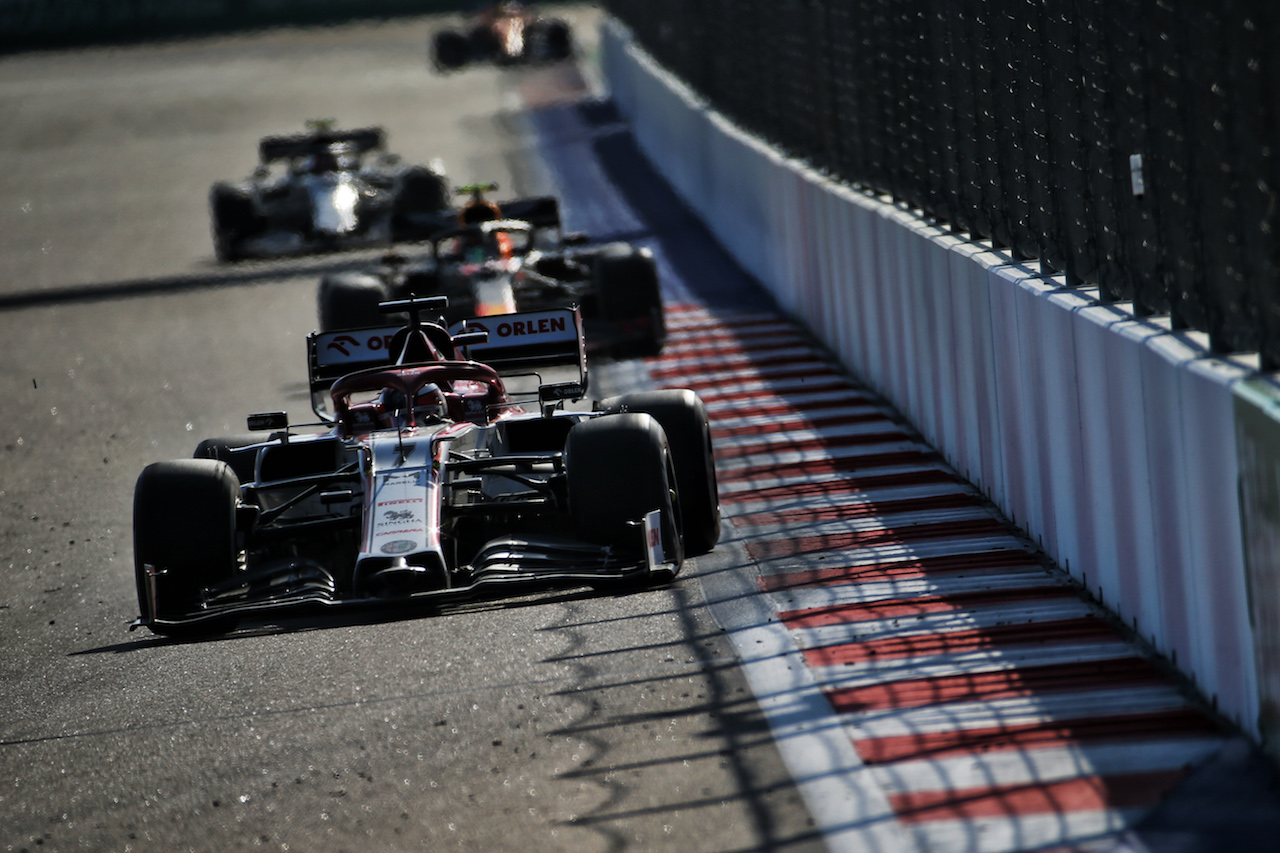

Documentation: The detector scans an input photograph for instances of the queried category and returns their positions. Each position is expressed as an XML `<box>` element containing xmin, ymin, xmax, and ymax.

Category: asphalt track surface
<box><xmin>4</xmin><ymin>8</ymin><xmax>1280</xmax><ymax>853</ymax></box>
<box><xmin>0</xmin><ymin>11</ymin><xmax>819</xmax><ymax>852</ymax></box>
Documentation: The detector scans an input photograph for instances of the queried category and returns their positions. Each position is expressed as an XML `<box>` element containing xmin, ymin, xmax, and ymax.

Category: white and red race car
<box><xmin>131</xmin><ymin>299</ymin><xmax>718</xmax><ymax>636</ymax></box>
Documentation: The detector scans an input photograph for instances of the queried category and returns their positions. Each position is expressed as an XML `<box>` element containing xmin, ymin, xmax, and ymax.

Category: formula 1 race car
<box><xmin>209</xmin><ymin>121</ymin><xmax>450</xmax><ymax>261</ymax></box>
<box><xmin>431</xmin><ymin>2</ymin><xmax>573</xmax><ymax>71</ymax></box>
<box><xmin>316</xmin><ymin>185</ymin><xmax>666</xmax><ymax>358</ymax></box>
<box><xmin>130</xmin><ymin>299</ymin><xmax>718</xmax><ymax>636</ymax></box>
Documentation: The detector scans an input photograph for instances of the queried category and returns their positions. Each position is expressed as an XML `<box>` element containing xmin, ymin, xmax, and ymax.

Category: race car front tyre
<box><xmin>317</xmin><ymin>273</ymin><xmax>391</xmax><ymax>332</ymax></box>
<box><xmin>432</xmin><ymin>30</ymin><xmax>470</xmax><ymax>70</ymax></box>
<box><xmin>209</xmin><ymin>184</ymin><xmax>258</xmax><ymax>262</ymax></box>
<box><xmin>133</xmin><ymin>459</ymin><xmax>240</xmax><ymax>636</ymax></box>
<box><xmin>193</xmin><ymin>434</ymin><xmax>261</xmax><ymax>483</ymax></box>
<box><xmin>565</xmin><ymin>413</ymin><xmax>682</xmax><ymax>580</ymax></box>
<box><xmin>599</xmin><ymin>390</ymin><xmax>721</xmax><ymax>555</ymax></box>
<box><xmin>593</xmin><ymin>246</ymin><xmax>666</xmax><ymax>358</ymax></box>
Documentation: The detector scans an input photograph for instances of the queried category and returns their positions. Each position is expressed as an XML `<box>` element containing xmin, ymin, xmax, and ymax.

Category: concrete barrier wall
<box><xmin>1235</xmin><ymin>382</ymin><xmax>1280</xmax><ymax>755</ymax></box>
<box><xmin>601</xmin><ymin>18</ymin><xmax>1280</xmax><ymax>740</ymax></box>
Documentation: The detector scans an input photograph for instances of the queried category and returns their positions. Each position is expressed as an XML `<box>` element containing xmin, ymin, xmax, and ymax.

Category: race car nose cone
<box><xmin>310</xmin><ymin>179</ymin><xmax>360</xmax><ymax>235</ymax></box>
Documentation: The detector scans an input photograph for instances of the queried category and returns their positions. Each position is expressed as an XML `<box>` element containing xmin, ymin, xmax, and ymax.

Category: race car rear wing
<box><xmin>498</xmin><ymin>195</ymin><xmax>560</xmax><ymax>230</ymax></box>
<box><xmin>307</xmin><ymin>304</ymin><xmax>587</xmax><ymax>419</ymax></box>
<box><xmin>259</xmin><ymin>126</ymin><xmax>385</xmax><ymax>163</ymax></box>
<box><xmin>448</xmin><ymin>308</ymin><xmax>586</xmax><ymax>373</ymax></box>
<box><xmin>423</xmin><ymin>196</ymin><xmax>562</xmax><ymax>247</ymax></box>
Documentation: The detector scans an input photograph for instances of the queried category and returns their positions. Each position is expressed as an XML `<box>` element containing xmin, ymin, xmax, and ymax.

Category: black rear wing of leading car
<box><xmin>307</xmin><ymin>305</ymin><xmax>587</xmax><ymax>419</ymax></box>
<box><xmin>259</xmin><ymin>126</ymin><xmax>385</xmax><ymax>163</ymax></box>
<box><xmin>498</xmin><ymin>195</ymin><xmax>560</xmax><ymax>230</ymax></box>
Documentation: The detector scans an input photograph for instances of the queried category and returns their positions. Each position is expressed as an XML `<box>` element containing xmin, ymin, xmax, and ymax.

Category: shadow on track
<box><xmin>527</xmin><ymin>97</ymin><xmax>780</xmax><ymax>313</ymax></box>
<box><xmin>0</xmin><ymin>250</ymin><xmax>427</xmax><ymax>312</ymax></box>
<box><xmin>72</xmin><ymin>581</ymin><xmax>661</xmax><ymax>657</ymax></box>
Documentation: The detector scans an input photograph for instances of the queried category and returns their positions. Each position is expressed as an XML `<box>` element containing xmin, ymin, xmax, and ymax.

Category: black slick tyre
<box><xmin>432</xmin><ymin>30</ymin><xmax>470</xmax><ymax>71</ymax></box>
<box><xmin>593</xmin><ymin>246</ymin><xmax>665</xmax><ymax>358</ymax></box>
<box><xmin>133</xmin><ymin>459</ymin><xmax>240</xmax><ymax>636</ymax></box>
<box><xmin>542</xmin><ymin>19</ymin><xmax>573</xmax><ymax>61</ymax></box>
<box><xmin>529</xmin><ymin>18</ymin><xmax>573</xmax><ymax>62</ymax></box>
<box><xmin>565</xmin><ymin>413</ymin><xmax>682</xmax><ymax>580</ymax></box>
<box><xmin>317</xmin><ymin>273</ymin><xmax>390</xmax><ymax>332</ymax></box>
<box><xmin>393</xmin><ymin>167</ymin><xmax>450</xmax><ymax>240</ymax></box>
<box><xmin>209</xmin><ymin>183</ymin><xmax>257</xmax><ymax>262</ymax></box>
<box><xmin>599</xmin><ymin>390</ymin><xmax>720</xmax><ymax>555</ymax></box>
<box><xmin>193</xmin><ymin>435</ymin><xmax>261</xmax><ymax>483</ymax></box>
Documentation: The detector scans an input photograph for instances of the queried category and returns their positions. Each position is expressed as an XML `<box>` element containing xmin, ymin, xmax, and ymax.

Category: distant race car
<box><xmin>130</xmin><ymin>298</ymin><xmax>719</xmax><ymax>636</ymax></box>
<box><xmin>316</xmin><ymin>184</ymin><xmax>666</xmax><ymax>358</ymax></box>
<box><xmin>209</xmin><ymin>121</ymin><xmax>450</xmax><ymax>261</ymax></box>
<box><xmin>431</xmin><ymin>1</ymin><xmax>573</xmax><ymax>71</ymax></box>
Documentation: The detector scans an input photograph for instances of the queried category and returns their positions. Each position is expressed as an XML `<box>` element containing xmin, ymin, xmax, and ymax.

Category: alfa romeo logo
<box><xmin>380</xmin><ymin>539</ymin><xmax>417</xmax><ymax>555</ymax></box>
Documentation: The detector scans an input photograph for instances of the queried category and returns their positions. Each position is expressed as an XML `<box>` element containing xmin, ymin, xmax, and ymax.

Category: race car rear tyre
<box><xmin>593</xmin><ymin>246</ymin><xmax>665</xmax><ymax>358</ymax></box>
<box><xmin>317</xmin><ymin>273</ymin><xmax>390</xmax><ymax>332</ymax></box>
<box><xmin>535</xmin><ymin>19</ymin><xmax>573</xmax><ymax>61</ymax></box>
<box><xmin>133</xmin><ymin>459</ymin><xmax>240</xmax><ymax>637</ymax></box>
<box><xmin>565</xmin><ymin>413</ymin><xmax>682</xmax><ymax>580</ymax></box>
<box><xmin>432</xmin><ymin>30</ymin><xmax>470</xmax><ymax>70</ymax></box>
<box><xmin>193</xmin><ymin>434</ymin><xmax>260</xmax><ymax>483</ymax></box>
<box><xmin>392</xmin><ymin>167</ymin><xmax>450</xmax><ymax>241</ymax></box>
<box><xmin>467</xmin><ymin>24</ymin><xmax>503</xmax><ymax>62</ymax></box>
<box><xmin>599</xmin><ymin>390</ymin><xmax>720</xmax><ymax>555</ymax></box>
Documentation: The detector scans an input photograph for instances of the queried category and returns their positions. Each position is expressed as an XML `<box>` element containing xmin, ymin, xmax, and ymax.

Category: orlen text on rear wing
<box><xmin>449</xmin><ymin>307</ymin><xmax>585</xmax><ymax>377</ymax></box>
<box><xmin>452</xmin><ymin>308</ymin><xmax>588</xmax><ymax>413</ymax></box>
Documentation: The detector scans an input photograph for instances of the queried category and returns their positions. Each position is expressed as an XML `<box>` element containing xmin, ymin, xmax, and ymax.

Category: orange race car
<box><xmin>431</xmin><ymin>2</ymin><xmax>573</xmax><ymax>71</ymax></box>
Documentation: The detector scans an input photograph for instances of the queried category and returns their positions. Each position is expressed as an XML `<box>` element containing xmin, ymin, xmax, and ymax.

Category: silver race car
<box><xmin>209</xmin><ymin>122</ymin><xmax>450</xmax><ymax>261</ymax></box>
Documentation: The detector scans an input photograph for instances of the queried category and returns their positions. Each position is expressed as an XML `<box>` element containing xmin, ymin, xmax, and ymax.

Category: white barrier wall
<box><xmin>1236</xmin><ymin>381</ymin><xmax>1280</xmax><ymax>754</ymax></box>
<box><xmin>601</xmin><ymin>19</ymin><xmax>1278</xmax><ymax>738</ymax></box>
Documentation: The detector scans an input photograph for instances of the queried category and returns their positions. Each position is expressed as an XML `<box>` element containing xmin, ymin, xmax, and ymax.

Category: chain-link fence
<box><xmin>603</xmin><ymin>0</ymin><xmax>1280</xmax><ymax>368</ymax></box>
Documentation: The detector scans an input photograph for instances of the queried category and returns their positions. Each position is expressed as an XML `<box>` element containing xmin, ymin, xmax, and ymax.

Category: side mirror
<box><xmin>538</xmin><ymin>381</ymin><xmax>585</xmax><ymax>416</ymax></box>
<box><xmin>452</xmin><ymin>330</ymin><xmax>489</xmax><ymax>348</ymax></box>
<box><xmin>248</xmin><ymin>411</ymin><xmax>288</xmax><ymax>431</ymax></box>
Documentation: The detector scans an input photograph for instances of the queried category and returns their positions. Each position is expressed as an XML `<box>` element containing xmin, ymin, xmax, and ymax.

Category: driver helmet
<box><xmin>310</xmin><ymin>149</ymin><xmax>340</xmax><ymax>174</ymax></box>
<box><xmin>459</xmin><ymin>197</ymin><xmax>502</xmax><ymax>225</ymax></box>
<box><xmin>377</xmin><ymin>387</ymin><xmax>409</xmax><ymax>428</ymax></box>
<box><xmin>413</xmin><ymin>384</ymin><xmax>448</xmax><ymax>425</ymax></box>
